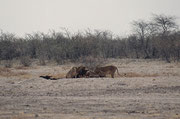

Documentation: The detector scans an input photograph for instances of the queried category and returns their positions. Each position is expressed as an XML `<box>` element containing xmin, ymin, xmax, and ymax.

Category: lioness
<box><xmin>66</xmin><ymin>66</ymin><xmax>89</xmax><ymax>78</ymax></box>
<box><xmin>76</xmin><ymin>66</ymin><xmax>89</xmax><ymax>78</ymax></box>
<box><xmin>66</xmin><ymin>67</ymin><xmax>78</xmax><ymax>78</ymax></box>
<box><xmin>94</xmin><ymin>65</ymin><xmax>120</xmax><ymax>78</ymax></box>
<box><xmin>85</xmin><ymin>70</ymin><xmax>102</xmax><ymax>78</ymax></box>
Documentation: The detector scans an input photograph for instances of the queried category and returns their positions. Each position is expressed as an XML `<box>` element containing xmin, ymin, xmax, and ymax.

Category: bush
<box><xmin>20</xmin><ymin>56</ymin><xmax>32</xmax><ymax>67</ymax></box>
<box><xmin>0</xmin><ymin>14</ymin><xmax>180</xmax><ymax>64</ymax></box>
<box><xmin>79</xmin><ymin>56</ymin><xmax>107</xmax><ymax>70</ymax></box>
<box><xmin>4</xmin><ymin>60</ymin><xmax>13</xmax><ymax>68</ymax></box>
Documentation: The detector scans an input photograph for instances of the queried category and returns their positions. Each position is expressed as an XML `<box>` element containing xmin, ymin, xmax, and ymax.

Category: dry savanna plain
<box><xmin>0</xmin><ymin>59</ymin><xmax>180</xmax><ymax>119</ymax></box>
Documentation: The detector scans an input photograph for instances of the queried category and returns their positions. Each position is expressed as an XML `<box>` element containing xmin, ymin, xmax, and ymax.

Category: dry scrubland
<box><xmin>0</xmin><ymin>59</ymin><xmax>180</xmax><ymax>119</ymax></box>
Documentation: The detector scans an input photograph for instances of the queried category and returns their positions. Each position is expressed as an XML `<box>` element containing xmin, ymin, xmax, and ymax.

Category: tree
<box><xmin>132</xmin><ymin>20</ymin><xmax>152</xmax><ymax>58</ymax></box>
<box><xmin>152</xmin><ymin>14</ymin><xmax>178</xmax><ymax>36</ymax></box>
<box><xmin>152</xmin><ymin>14</ymin><xmax>179</xmax><ymax>62</ymax></box>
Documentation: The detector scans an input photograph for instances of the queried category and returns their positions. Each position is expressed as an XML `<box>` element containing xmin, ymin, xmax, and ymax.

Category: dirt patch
<box><xmin>0</xmin><ymin>59</ymin><xmax>180</xmax><ymax>119</ymax></box>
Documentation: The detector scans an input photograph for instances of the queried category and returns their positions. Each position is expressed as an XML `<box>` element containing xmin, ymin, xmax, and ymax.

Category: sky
<box><xmin>0</xmin><ymin>0</ymin><xmax>180</xmax><ymax>37</ymax></box>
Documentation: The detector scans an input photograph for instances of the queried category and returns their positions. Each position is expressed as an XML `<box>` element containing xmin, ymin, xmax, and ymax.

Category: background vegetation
<box><xmin>0</xmin><ymin>14</ymin><xmax>180</xmax><ymax>67</ymax></box>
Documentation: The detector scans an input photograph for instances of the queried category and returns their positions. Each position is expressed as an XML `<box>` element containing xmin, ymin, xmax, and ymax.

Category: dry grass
<box><xmin>0</xmin><ymin>59</ymin><xmax>180</xmax><ymax>119</ymax></box>
<box><xmin>0</xmin><ymin>67</ymin><xmax>12</xmax><ymax>77</ymax></box>
<box><xmin>50</xmin><ymin>73</ymin><xmax>66</xmax><ymax>79</ymax></box>
<box><xmin>118</xmin><ymin>72</ymin><xmax>159</xmax><ymax>78</ymax></box>
<box><xmin>1</xmin><ymin>59</ymin><xmax>180</xmax><ymax>79</ymax></box>
<box><xmin>0</xmin><ymin>67</ymin><xmax>31</xmax><ymax>78</ymax></box>
<box><xmin>11</xmin><ymin>112</ymin><xmax>37</xmax><ymax>119</ymax></box>
<box><xmin>166</xmin><ymin>65</ymin><xmax>175</xmax><ymax>68</ymax></box>
<box><xmin>161</xmin><ymin>72</ymin><xmax>180</xmax><ymax>77</ymax></box>
<box><xmin>14</xmin><ymin>66</ymin><xmax>31</xmax><ymax>70</ymax></box>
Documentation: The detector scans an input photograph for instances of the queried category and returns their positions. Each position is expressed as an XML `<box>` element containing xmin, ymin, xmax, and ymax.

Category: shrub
<box><xmin>20</xmin><ymin>56</ymin><xmax>32</xmax><ymax>67</ymax></box>
<box><xmin>79</xmin><ymin>56</ymin><xmax>107</xmax><ymax>70</ymax></box>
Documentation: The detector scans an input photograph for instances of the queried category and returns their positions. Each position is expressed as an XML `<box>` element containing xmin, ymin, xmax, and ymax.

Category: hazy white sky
<box><xmin>0</xmin><ymin>0</ymin><xmax>180</xmax><ymax>37</ymax></box>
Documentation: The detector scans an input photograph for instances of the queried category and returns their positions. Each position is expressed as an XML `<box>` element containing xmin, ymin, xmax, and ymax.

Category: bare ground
<box><xmin>0</xmin><ymin>59</ymin><xmax>180</xmax><ymax>119</ymax></box>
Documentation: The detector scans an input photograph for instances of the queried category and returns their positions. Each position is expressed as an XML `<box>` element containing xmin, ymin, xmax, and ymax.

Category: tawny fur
<box><xmin>94</xmin><ymin>65</ymin><xmax>120</xmax><ymax>78</ymax></box>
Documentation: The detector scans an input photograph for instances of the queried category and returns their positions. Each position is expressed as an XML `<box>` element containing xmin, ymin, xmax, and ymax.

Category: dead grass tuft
<box><xmin>162</xmin><ymin>72</ymin><xmax>180</xmax><ymax>76</ymax></box>
<box><xmin>0</xmin><ymin>67</ymin><xmax>31</xmax><ymax>78</ymax></box>
<box><xmin>119</xmin><ymin>72</ymin><xmax>159</xmax><ymax>78</ymax></box>
<box><xmin>0</xmin><ymin>67</ymin><xmax>12</xmax><ymax>76</ymax></box>
<box><xmin>14</xmin><ymin>66</ymin><xmax>30</xmax><ymax>70</ymax></box>
<box><xmin>50</xmin><ymin>73</ymin><xmax>66</xmax><ymax>79</ymax></box>
<box><xmin>166</xmin><ymin>65</ymin><xmax>174</xmax><ymax>68</ymax></box>
<box><xmin>12</xmin><ymin>112</ymin><xmax>37</xmax><ymax>119</ymax></box>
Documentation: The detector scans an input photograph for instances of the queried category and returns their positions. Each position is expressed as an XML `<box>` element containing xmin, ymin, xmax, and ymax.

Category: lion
<box><xmin>66</xmin><ymin>66</ymin><xmax>89</xmax><ymax>78</ymax></box>
<box><xmin>94</xmin><ymin>65</ymin><xmax>120</xmax><ymax>78</ymax></box>
<box><xmin>66</xmin><ymin>67</ymin><xmax>78</xmax><ymax>78</ymax></box>
<box><xmin>85</xmin><ymin>70</ymin><xmax>103</xmax><ymax>78</ymax></box>
<box><xmin>76</xmin><ymin>66</ymin><xmax>89</xmax><ymax>78</ymax></box>
<box><xmin>40</xmin><ymin>66</ymin><xmax>89</xmax><ymax>79</ymax></box>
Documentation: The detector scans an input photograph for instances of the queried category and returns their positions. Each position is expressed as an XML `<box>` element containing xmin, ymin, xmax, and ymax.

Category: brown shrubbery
<box><xmin>0</xmin><ymin>14</ymin><xmax>180</xmax><ymax>67</ymax></box>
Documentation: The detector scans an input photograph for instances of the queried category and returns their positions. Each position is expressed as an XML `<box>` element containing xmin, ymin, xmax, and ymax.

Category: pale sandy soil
<box><xmin>0</xmin><ymin>59</ymin><xmax>180</xmax><ymax>119</ymax></box>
